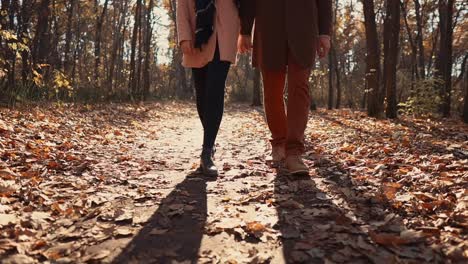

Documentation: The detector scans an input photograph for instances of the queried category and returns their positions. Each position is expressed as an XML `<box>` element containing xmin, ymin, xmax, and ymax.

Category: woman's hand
<box><xmin>181</xmin><ymin>40</ymin><xmax>199</xmax><ymax>55</ymax></box>
<box><xmin>238</xmin><ymin>35</ymin><xmax>252</xmax><ymax>54</ymax></box>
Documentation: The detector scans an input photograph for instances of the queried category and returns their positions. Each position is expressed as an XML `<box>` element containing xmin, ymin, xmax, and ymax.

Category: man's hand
<box><xmin>181</xmin><ymin>40</ymin><xmax>199</xmax><ymax>55</ymax></box>
<box><xmin>317</xmin><ymin>35</ymin><xmax>331</xmax><ymax>59</ymax></box>
<box><xmin>238</xmin><ymin>35</ymin><xmax>252</xmax><ymax>54</ymax></box>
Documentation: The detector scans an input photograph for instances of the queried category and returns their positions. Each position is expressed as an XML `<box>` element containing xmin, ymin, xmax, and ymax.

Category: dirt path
<box><xmin>110</xmin><ymin>105</ymin><xmax>282</xmax><ymax>263</ymax></box>
<box><xmin>1</xmin><ymin>103</ymin><xmax>466</xmax><ymax>263</ymax></box>
<box><xmin>86</xmin><ymin>105</ymin><xmax>457</xmax><ymax>263</ymax></box>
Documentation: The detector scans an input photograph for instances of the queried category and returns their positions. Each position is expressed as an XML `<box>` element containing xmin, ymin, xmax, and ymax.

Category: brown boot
<box><xmin>285</xmin><ymin>155</ymin><xmax>309</xmax><ymax>175</ymax></box>
<box><xmin>271</xmin><ymin>145</ymin><xmax>286</xmax><ymax>162</ymax></box>
<box><xmin>267</xmin><ymin>145</ymin><xmax>285</xmax><ymax>167</ymax></box>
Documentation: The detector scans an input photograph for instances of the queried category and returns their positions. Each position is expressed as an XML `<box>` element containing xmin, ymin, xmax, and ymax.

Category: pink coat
<box><xmin>177</xmin><ymin>0</ymin><xmax>240</xmax><ymax>68</ymax></box>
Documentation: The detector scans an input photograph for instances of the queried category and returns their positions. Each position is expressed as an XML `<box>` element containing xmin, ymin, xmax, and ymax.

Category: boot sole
<box><xmin>201</xmin><ymin>167</ymin><xmax>218</xmax><ymax>177</ymax></box>
<box><xmin>194</xmin><ymin>166</ymin><xmax>218</xmax><ymax>177</ymax></box>
<box><xmin>204</xmin><ymin>171</ymin><xmax>218</xmax><ymax>177</ymax></box>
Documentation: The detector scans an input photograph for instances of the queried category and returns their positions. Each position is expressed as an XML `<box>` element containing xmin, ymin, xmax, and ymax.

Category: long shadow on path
<box><xmin>274</xmin><ymin>155</ymin><xmax>443</xmax><ymax>263</ymax></box>
<box><xmin>113</xmin><ymin>172</ymin><xmax>214</xmax><ymax>263</ymax></box>
<box><xmin>274</xmin><ymin>172</ymin><xmax>330</xmax><ymax>263</ymax></box>
<box><xmin>272</xmin><ymin>169</ymin><xmax>376</xmax><ymax>263</ymax></box>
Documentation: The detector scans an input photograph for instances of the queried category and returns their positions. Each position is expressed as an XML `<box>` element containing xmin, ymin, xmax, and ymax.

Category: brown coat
<box><xmin>239</xmin><ymin>0</ymin><xmax>332</xmax><ymax>69</ymax></box>
<box><xmin>177</xmin><ymin>0</ymin><xmax>240</xmax><ymax>68</ymax></box>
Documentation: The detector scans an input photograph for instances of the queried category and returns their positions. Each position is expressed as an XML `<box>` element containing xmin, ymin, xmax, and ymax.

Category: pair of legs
<box><xmin>192</xmin><ymin>44</ymin><xmax>230</xmax><ymax>175</ymax></box>
<box><xmin>261</xmin><ymin>48</ymin><xmax>312</xmax><ymax>160</ymax></box>
<box><xmin>192</xmin><ymin>45</ymin><xmax>231</xmax><ymax>151</ymax></box>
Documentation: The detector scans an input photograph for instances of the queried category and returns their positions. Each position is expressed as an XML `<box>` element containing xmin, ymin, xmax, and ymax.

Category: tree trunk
<box><xmin>242</xmin><ymin>55</ymin><xmax>250</xmax><ymax>100</ymax></box>
<box><xmin>401</xmin><ymin>0</ymin><xmax>419</xmax><ymax>80</ymax></box>
<box><xmin>454</xmin><ymin>54</ymin><xmax>467</xmax><ymax>88</ymax></box>
<box><xmin>252</xmin><ymin>69</ymin><xmax>262</xmax><ymax>106</ymax></box>
<box><xmin>463</xmin><ymin>63</ymin><xmax>468</xmax><ymax>123</ymax></box>
<box><xmin>71</xmin><ymin>1</ymin><xmax>82</xmax><ymax>85</ymax></box>
<box><xmin>19</xmin><ymin>0</ymin><xmax>33</xmax><ymax>83</ymax></box>
<box><xmin>94</xmin><ymin>0</ymin><xmax>109</xmax><ymax>87</ymax></box>
<box><xmin>136</xmin><ymin>5</ymin><xmax>145</xmax><ymax>99</ymax></box>
<box><xmin>328</xmin><ymin>45</ymin><xmax>334</xmax><ymax>110</ymax></box>
<box><xmin>332</xmin><ymin>0</ymin><xmax>341</xmax><ymax>109</ymax></box>
<box><xmin>49</xmin><ymin>0</ymin><xmax>62</xmax><ymax>72</ymax></box>
<box><xmin>32</xmin><ymin>0</ymin><xmax>51</xmax><ymax>64</ymax></box>
<box><xmin>383</xmin><ymin>0</ymin><xmax>400</xmax><ymax>119</ymax></box>
<box><xmin>361</xmin><ymin>91</ymin><xmax>367</xmax><ymax>109</ymax></box>
<box><xmin>129</xmin><ymin>0</ymin><xmax>142</xmax><ymax>98</ymax></box>
<box><xmin>168</xmin><ymin>0</ymin><xmax>190</xmax><ymax>98</ymax></box>
<box><xmin>116</xmin><ymin>24</ymin><xmax>127</xmax><ymax>92</ymax></box>
<box><xmin>108</xmin><ymin>0</ymin><xmax>128</xmax><ymax>95</ymax></box>
<box><xmin>142</xmin><ymin>0</ymin><xmax>155</xmax><ymax>100</ymax></box>
<box><xmin>362</xmin><ymin>0</ymin><xmax>383</xmax><ymax>118</ymax></box>
<box><xmin>334</xmin><ymin>46</ymin><xmax>341</xmax><ymax>109</ymax></box>
<box><xmin>436</xmin><ymin>0</ymin><xmax>454</xmax><ymax>117</ymax></box>
<box><xmin>414</xmin><ymin>0</ymin><xmax>425</xmax><ymax>79</ymax></box>
<box><xmin>9</xmin><ymin>0</ymin><xmax>19</xmax><ymax>89</ymax></box>
<box><xmin>63</xmin><ymin>0</ymin><xmax>75</xmax><ymax>73</ymax></box>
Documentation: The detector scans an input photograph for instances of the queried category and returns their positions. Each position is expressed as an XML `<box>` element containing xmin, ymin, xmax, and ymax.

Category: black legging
<box><xmin>192</xmin><ymin>45</ymin><xmax>231</xmax><ymax>150</ymax></box>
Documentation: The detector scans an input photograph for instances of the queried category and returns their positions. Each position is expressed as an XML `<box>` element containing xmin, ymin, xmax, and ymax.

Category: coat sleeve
<box><xmin>239</xmin><ymin>0</ymin><xmax>255</xmax><ymax>36</ymax></box>
<box><xmin>316</xmin><ymin>0</ymin><xmax>332</xmax><ymax>35</ymax></box>
<box><xmin>176</xmin><ymin>0</ymin><xmax>192</xmax><ymax>44</ymax></box>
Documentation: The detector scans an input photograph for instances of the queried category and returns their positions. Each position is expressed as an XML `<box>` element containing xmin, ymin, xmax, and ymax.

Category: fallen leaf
<box><xmin>280</xmin><ymin>200</ymin><xmax>304</xmax><ymax>209</ymax></box>
<box><xmin>1</xmin><ymin>254</ymin><xmax>35</xmax><ymax>264</ymax></box>
<box><xmin>0</xmin><ymin>168</ymin><xmax>19</xmax><ymax>180</ymax></box>
<box><xmin>114</xmin><ymin>227</ymin><xmax>134</xmax><ymax>237</ymax></box>
<box><xmin>0</xmin><ymin>120</ymin><xmax>13</xmax><ymax>132</ymax></box>
<box><xmin>86</xmin><ymin>250</ymin><xmax>111</xmax><ymax>261</ymax></box>
<box><xmin>381</xmin><ymin>182</ymin><xmax>402</xmax><ymax>200</ymax></box>
<box><xmin>0</xmin><ymin>214</ymin><xmax>17</xmax><ymax>226</ymax></box>
<box><xmin>369</xmin><ymin>231</ymin><xmax>415</xmax><ymax>246</ymax></box>
<box><xmin>245</xmin><ymin>221</ymin><xmax>266</xmax><ymax>237</ymax></box>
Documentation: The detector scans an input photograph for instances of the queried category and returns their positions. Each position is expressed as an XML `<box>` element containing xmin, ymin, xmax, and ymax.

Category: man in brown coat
<box><xmin>239</xmin><ymin>0</ymin><xmax>332</xmax><ymax>175</ymax></box>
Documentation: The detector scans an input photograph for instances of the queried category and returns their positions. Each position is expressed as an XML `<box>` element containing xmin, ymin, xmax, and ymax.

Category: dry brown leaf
<box><xmin>280</xmin><ymin>199</ymin><xmax>304</xmax><ymax>209</ymax></box>
<box><xmin>413</xmin><ymin>192</ymin><xmax>437</xmax><ymax>202</ymax></box>
<box><xmin>340</xmin><ymin>143</ymin><xmax>356</xmax><ymax>153</ymax></box>
<box><xmin>369</xmin><ymin>231</ymin><xmax>411</xmax><ymax>246</ymax></box>
<box><xmin>114</xmin><ymin>226</ymin><xmax>134</xmax><ymax>237</ymax></box>
<box><xmin>0</xmin><ymin>180</ymin><xmax>18</xmax><ymax>197</ymax></box>
<box><xmin>0</xmin><ymin>214</ymin><xmax>17</xmax><ymax>226</ymax></box>
<box><xmin>0</xmin><ymin>120</ymin><xmax>13</xmax><ymax>132</ymax></box>
<box><xmin>1</xmin><ymin>254</ymin><xmax>35</xmax><ymax>264</ymax></box>
<box><xmin>0</xmin><ymin>168</ymin><xmax>19</xmax><ymax>180</ymax></box>
<box><xmin>86</xmin><ymin>250</ymin><xmax>111</xmax><ymax>261</ymax></box>
<box><xmin>381</xmin><ymin>182</ymin><xmax>402</xmax><ymax>200</ymax></box>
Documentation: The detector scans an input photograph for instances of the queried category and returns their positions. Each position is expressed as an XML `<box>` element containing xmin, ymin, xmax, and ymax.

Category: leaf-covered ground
<box><xmin>0</xmin><ymin>102</ymin><xmax>467</xmax><ymax>263</ymax></box>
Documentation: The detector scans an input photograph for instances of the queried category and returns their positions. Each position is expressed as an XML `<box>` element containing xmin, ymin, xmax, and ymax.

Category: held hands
<box><xmin>317</xmin><ymin>35</ymin><xmax>331</xmax><ymax>59</ymax></box>
<box><xmin>180</xmin><ymin>40</ymin><xmax>200</xmax><ymax>55</ymax></box>
<box><xmin>238</xmin><ymin>35</ymin><xmax>252</xmax><ymax>54</ymax></box>
<box><xmin>238</xmin><ymin>34</ymin><xmax>330</xmax><ymax>58</ymax></box>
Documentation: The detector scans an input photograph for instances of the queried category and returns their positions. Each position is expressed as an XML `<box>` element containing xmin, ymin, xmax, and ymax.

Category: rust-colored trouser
<box><xmin>261</xmin><ymin>49</ymin><xmax>312</xmax><ymax>156</ymax></box>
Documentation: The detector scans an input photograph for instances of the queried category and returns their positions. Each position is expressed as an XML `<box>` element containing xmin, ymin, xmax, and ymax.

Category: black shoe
<box><xmin>200</xmin><ymin>148</ymin><xmax>218</xmax><ymax>176</ymax></box>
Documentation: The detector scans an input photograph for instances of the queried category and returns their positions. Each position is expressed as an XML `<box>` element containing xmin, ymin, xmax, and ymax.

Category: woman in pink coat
<box><xmin>177</xmin><ymin>0</ymin><xmax>240</xmax><ymax>176</ymax></box>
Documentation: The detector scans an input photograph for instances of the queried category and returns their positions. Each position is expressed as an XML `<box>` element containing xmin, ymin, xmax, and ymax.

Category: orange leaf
<box><xmin>382</xmin><ymin>182</ymin><xmax>402</xmax><ymax>200</ymax></box>
<box><xmin>369</xmin><ymin>231</ymin><xmax>409</xmax><ymax>246</ymax></box>
<box><xmin>47</xmin><ymin>161</ymin><xmax>61</xmax><ymax>170</ymax></box>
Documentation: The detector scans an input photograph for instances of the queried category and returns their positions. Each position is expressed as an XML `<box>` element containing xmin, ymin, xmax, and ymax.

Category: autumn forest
<box><xmin>0</xmin><ymin>0</ymin><xmax>467</xmax><ymax>263</ymax></box>
<box><xmin>0</xmin><ymin>0</ymin><xmax>466</xmax><ymax>119</ymax></box>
